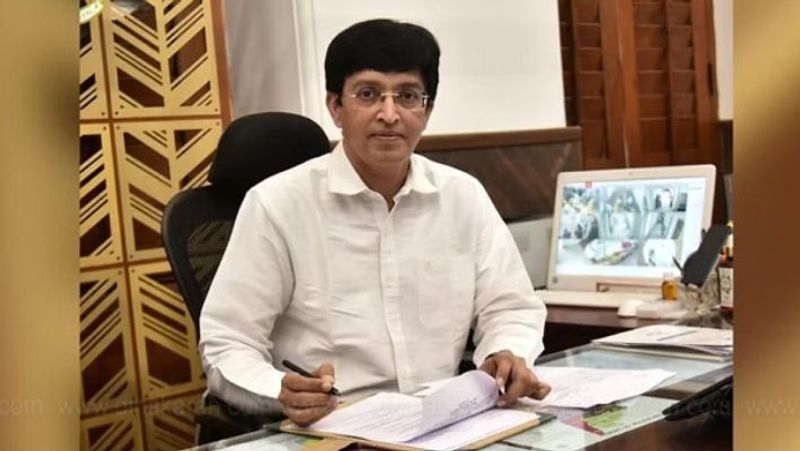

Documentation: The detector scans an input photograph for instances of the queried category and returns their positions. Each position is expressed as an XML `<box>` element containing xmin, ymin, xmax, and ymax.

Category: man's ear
<box><xmin>326</xmin><ymin>93</ymin><xmax>343</xmax><ymax>128</ymax></box>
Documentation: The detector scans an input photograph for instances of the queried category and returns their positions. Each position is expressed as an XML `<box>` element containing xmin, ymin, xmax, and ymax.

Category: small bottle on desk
<box><xmin>661</xmin><ymin>272</ymin><xmax>679</xmax><ymax>301</ymax></box>
<box><xmin>718</xmin><ymin>250</ymin><xmax>734</xmax><ymax>314</ymax></box>
<box><xmin>719</xmin><ymin>222</ymin><xmax>734</xmax><ymax>316</ymax></box>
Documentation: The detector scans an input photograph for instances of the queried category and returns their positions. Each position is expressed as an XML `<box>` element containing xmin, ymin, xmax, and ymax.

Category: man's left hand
<box><xmin>479</xmin><ymin>350</ymin><xmax>551</xmax><ymax>407</ymax></box>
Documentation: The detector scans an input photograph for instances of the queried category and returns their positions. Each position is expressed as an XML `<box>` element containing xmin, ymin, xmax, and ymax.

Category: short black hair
<box><xmin>324</xmin><ymin>19</ymin><xmax>440</xmax><ymax>103</ymax></box>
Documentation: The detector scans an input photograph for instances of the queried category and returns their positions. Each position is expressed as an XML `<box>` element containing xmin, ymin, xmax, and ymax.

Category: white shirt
<box><xmin>199</xmin><ymin>143</ymin><xmax>546</xmax><ymax>414</ymax></box>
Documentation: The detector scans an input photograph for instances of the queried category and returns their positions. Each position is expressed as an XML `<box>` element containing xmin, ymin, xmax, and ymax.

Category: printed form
<box><xmin>523</xmin><ymin>366</ymin><xmax>675</xmax><ymax>409</ymax></box>
<box><xmin>305</xmin><ymin>370</ymin><xmax>539</xmax><ymax>450</ymax></box>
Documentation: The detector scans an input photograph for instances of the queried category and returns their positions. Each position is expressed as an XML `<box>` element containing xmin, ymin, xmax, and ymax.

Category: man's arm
<box><xmin>468</xmin><ymin>184</ymin><xmax>550</xmax><ymax>403</ymax></box>
<box><xmin>199</xmin><ymin>190</ymin><xmax>293</xmax><ymax>414</ymax></box>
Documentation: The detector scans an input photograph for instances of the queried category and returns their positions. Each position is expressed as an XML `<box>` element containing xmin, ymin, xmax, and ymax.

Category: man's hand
<box><xmin>279</xmin><ymin>363</ymin><xmax>338</xmax><ymax>426</ymax></box>
<box><xmin>480</xmin><ymin>350</ymin><xmax>551</xmax><ymax>407</ymax></box>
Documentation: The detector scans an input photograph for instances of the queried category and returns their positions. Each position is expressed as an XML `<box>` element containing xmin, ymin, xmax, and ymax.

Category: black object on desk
<box><xmin>663</xmin><ymin>375</ymin><xmax>733</xmax><ymax>421</ymax></box>
<box><xmin>680</xmin><ymin>224</ymin><xmax>732</xmax><ymax>288</ymax></box>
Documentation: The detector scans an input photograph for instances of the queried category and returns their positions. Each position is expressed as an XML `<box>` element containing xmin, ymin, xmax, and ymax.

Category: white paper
<box><xmin>408</xmin><ymin>407</ymin><xmax>538</xmax><ymax>450</ymax></box>
<box><xmin>523</xmin><ymin>366</ymin><xmax>675</xmax><ymax>409</ymax></box>
<box><xmin>593</xmin><ymin>325</ymin><xmax>732</xmax><ymax>349</ymax></box>
<box><xmin>306</xmin><ymin>370</ymin><xmax>539</xmax><ymax>449</ymax></box>
<box><xmin>413</xmin><ymin>376</ymin><xmax>458</xmax><ymax>397</ymax></box>
<box><xmin>309</xmin><ymin>392</ymin><xmax>423</xmax><ymax>442</ymax></box>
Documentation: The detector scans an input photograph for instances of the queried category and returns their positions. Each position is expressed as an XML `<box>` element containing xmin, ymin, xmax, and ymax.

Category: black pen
<box><xmin>282</xmin><ymin>359</ymin><xmax>341</xmax><ymax>396</ymax></box>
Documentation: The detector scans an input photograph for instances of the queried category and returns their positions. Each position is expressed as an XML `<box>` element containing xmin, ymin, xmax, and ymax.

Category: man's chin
<box><xmin>370</xmin><ymin>141</ymin><xmax>410</xmax><ymax>155</ymax></box>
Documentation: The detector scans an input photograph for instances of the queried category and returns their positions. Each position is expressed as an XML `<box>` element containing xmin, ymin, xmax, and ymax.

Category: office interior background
<box><xmin>75</xmin><ymin>0</ymin><xmax>733</xmax><ymax>449</ymax></box>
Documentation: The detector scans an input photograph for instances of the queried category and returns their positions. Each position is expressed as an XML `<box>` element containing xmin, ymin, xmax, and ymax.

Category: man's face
<box><xmin>327</xmin><ymin>70</ymin><xmax>432</xmax><ymax>174</ymax></box>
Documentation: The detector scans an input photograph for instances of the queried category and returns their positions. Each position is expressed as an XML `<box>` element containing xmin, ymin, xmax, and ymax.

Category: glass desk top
<box><xmin>187</xmin><ymin>343</ymin><xmax>731</xmax><ymax>451</ymax></box>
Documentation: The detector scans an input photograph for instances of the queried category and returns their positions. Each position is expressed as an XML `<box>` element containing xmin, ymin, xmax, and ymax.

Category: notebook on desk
<box><xmin>536</xmin><ymin>165</ymin><xmax>716</xmax><ymax>308</ymax></box>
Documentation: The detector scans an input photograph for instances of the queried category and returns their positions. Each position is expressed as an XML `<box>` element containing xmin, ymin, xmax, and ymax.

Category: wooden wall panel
<box><xmin>80</xmin><ymin>268</ymin><xmax>139</xmax><ymax>415</ymax></box>
<box><xmin>81</xmin><ymin>408</ymin><xmax>145</xmax><ymax>451</ymax></box>
<box><xmin>142</xmin><ymin>393</ymin><xmax>204</xmax><ymax>451</ymax></box>
<box><xmin>80</xmin><ymin>13</ymin><xmax>109</xmax><ymax>120</ymax></box>
<box><xmin>128</xmin><ymin>262</ymin><xmax>204</xmax><ymax>400</ymax></box>
<box><xmin>79</xmin><ymin>1</ymin><xmax>229</xmax><ymax>449</ymax></box>
<box><xmin>102</xmin><ymin>0</ymin><xmax>221</xmax><ymax>118</ymax></box>
<box><xmin>80</xmin><ymin>124</ymin><xmax>124</xmax><ymax>268</ymax></box>
<box><xmin>113</xmin><ymin>120</ymin><xmax>221</xmax><ymax>261</ymax></box>
<box><xmin>418</xmin><ymin>128</ymin><xmax>584</xmax><ymax>220</ymax></box>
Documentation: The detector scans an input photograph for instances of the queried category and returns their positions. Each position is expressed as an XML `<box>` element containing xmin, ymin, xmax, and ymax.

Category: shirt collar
<box><xmin>326</xmin><ymin>141</ymin><xmax>440</xmax><ymax>196</ymax></box>
<box><xmin>327</xmin><ymin>142</ymin><xmax>368</xmax><ymax>195</ymax></box>
<box><xmin>403</xmin><ymin>153</ymin><xmax>438</xmax><ymax>195</ymax></box>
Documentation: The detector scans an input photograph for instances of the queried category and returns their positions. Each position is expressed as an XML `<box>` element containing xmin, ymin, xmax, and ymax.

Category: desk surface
<box><xmin>589</xmin><ymin>414</ymin><xmax>731</xmax><ymax>451</ymax></box>
<box><xmin>543</xmin><ymin>306</ymin><xmax>663</xmax><ymax>353</ymax></box>
<box><xmin>188</xmin><ymin>416</ymin><xmax>732</xmax><ymax>451</ymax></box>
<box><xmin>546</xmin><ymin>305</ymin><xmax>662</xmax><ymax>329</ymax></box>
<box><xmin>543</xmin><ymin>306</ymin><xmax>733</xmax><ymax>354</ymax></box>
<box><xmin>191</xmin><ymin>345</ymin><xmax>732</xmax><ymax>451</ymax></box>
<box><xmin>190</xmin><ymin>311</ymin><xmax>733</xmax><ymax>450</ymax></box>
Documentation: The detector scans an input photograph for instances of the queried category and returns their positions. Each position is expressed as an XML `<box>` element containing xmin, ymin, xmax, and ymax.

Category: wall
<box><xmin>714</xmin><ymin>0</ymin><xmax>733</xmax><ymax>120</ymax></box>
<box><xmin>224</xmin><ymin>0</ymin><xmax>566</xmax><ymax>138</ymax></box>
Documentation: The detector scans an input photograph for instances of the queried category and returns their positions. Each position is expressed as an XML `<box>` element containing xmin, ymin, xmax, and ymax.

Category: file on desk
<box><xmin>592</xmin><ymin>325</ymin><xmax>733</xmax><ymax>356</ymax></box>
<box><xmin>282</xmin><ymin>370</ymin><xmax>542</xmax><ymax>451</ymax></box>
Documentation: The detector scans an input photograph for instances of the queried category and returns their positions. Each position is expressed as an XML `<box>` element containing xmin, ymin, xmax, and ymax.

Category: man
<box><xmin>200</xmin><ymin>19</ymin><xmax>550</xmax><ymax>427</ymax></box>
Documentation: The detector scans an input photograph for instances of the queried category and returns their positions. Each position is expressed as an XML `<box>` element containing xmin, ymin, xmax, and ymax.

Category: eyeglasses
<box><xmin>346</xmin><ymin>86</ymin><xmax>430</xmax><ymax>110</ymax></box>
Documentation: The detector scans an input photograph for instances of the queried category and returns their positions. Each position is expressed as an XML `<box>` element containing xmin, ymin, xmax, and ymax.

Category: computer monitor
<box><xmin>546</xmin><ymin>165</ymin><xmax>716</xmax><ymax>291</ymax></box>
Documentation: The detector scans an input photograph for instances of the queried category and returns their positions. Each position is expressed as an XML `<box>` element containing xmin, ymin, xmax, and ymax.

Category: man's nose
<box><xmin>377</xmin><ymin>94</ymin><xmax>400</xmax><ymax>124</ymax></box>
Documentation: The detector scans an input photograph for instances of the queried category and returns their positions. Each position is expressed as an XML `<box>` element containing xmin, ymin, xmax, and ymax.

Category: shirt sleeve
<box><xmin>470</xmin><ymin>183</ymin><xmax>547</xmax><ymax>368</ymax></box>
<box><xmin>198</xmin><ymin>189</ymin><xmax>292</xmax><ymax>415</ymax></box>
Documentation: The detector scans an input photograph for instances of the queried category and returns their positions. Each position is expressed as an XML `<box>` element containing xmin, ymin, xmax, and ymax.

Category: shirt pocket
<box><xmin>416</xmin><ymin>254</ymin><xmax>474</xmax><ymax>332</ymax></box>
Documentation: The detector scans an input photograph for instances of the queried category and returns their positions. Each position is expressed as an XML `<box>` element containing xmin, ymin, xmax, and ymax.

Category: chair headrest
<box><xmin>209</xmin><ymin>112</ymin><xmax>331</xmax><ymax>196</ymax></box>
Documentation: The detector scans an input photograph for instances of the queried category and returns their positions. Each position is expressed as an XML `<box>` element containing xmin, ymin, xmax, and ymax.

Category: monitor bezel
<box><xmin>546</xmin><ymin>164</ymin><xmax>717</xmax><ymax>292</ymax></box>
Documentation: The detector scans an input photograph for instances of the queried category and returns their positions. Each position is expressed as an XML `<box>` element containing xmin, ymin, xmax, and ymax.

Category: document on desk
<box><xmin>592</xmin><ymin>325</ymin><xmax>733</xmax><ymax>356</ymax></box>
<box><xmin>302</xmin><ymin>370</ymin><xmax>540</xmax><ymax>450</ymax></box>
<box><xmin>522</xmin><ymin>366</ymin><xmax>675</xmax><ymax>409</ymax></box>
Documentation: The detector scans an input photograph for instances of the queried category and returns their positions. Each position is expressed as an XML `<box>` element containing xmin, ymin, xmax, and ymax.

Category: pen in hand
<box><xmin>282</xmin><ymin>359</ymin><xmax>341</xmax><ymax>396</ymax></box>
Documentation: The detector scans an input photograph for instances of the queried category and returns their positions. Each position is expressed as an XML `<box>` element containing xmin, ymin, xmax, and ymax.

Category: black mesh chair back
<box><xmin>162</xmin><ymin>112</ymin><xmax>330</xmax><ymax>333</ymax></box>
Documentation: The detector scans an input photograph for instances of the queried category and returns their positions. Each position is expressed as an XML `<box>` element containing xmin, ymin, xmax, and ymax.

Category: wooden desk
<box><xmin>544</xmin><ymin>306</ymin><xmax>662</xmax><ymax>353</ymax></box>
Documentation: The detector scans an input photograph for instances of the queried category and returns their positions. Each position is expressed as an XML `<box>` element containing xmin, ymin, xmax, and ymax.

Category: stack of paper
<box><xmin>527</xmin><ymin>366</ymin><xmax>676</xmax><ymax>409</ymax></box>
<box><xmin>592</xmin><ymin>325</ymin><xmax>733</xmax><ymax>357</ymax></box>
<box><xmin>292</xmin><ymin>370</ymin><xmax>541</xmax><ymax>450</ymax></box>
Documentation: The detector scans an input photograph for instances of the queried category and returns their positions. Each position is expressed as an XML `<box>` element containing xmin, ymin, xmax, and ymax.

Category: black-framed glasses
<box><xmin>346</xmin><ymin>86</ymin><xmax>430</xmax><ymax>110</ymax></box>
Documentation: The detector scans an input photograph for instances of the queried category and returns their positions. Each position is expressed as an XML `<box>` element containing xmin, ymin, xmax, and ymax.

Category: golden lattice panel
<box><xmin>81</xmin><ymin>408</ymin><xmax>145</xmax><ymax>451</ymax></box>
<box><xmin>114</xmin><ymin>119</ymin><xmax>221</xmax><ymax>261</ymax></box>
<box><xmin>80</xmin><ymin>12</ymin><xmax>109</xmax><ymax>120</ymax></box>
<box><xmin>128</xmin><ymin>261</ymin><xmax>205</xmax><ymax>400</ymax></box>
<box><xmin>80</xmin><ymin>124</ymin><xmax>124</xmax><ymax>268</ymax></box>
<box><xmin>142</xmin><ymin>392</ymin><xmax>203</xmax><ymax>451</ymax></box>
<box><xmin>80</xmin><ymin>268</ymin><xmax>139</xmax><ymax>415</ymax></box>
<box><xmin>102</xmin><ymin>0</ymin><xmax>221</xmax><ymax>118</ymax></box>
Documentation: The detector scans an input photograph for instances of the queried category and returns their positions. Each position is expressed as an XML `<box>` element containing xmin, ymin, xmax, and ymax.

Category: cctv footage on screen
<box><xmin>555</xmin><ymin>177</ymin><xmax>708</xmax><ymax>278</ymax></box>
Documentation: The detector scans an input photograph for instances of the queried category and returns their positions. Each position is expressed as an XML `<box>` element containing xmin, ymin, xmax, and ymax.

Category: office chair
<box><xmin>161</xmin><ymin>112</ymin><xmax>330</xmax><ymax>444</ymax></box>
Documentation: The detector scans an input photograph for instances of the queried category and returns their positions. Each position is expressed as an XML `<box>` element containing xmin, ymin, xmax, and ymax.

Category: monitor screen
<box><xmin>548</xmin><ymin>165</ymin><xmax>716</xmax><ymax>290</ymax></box>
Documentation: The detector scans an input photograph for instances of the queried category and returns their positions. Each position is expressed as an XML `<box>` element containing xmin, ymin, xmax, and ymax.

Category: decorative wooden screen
<box><xmin>78</xmin><ymin>1</ymin><xmax>228</xmax><ymax>450</ymax></box>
